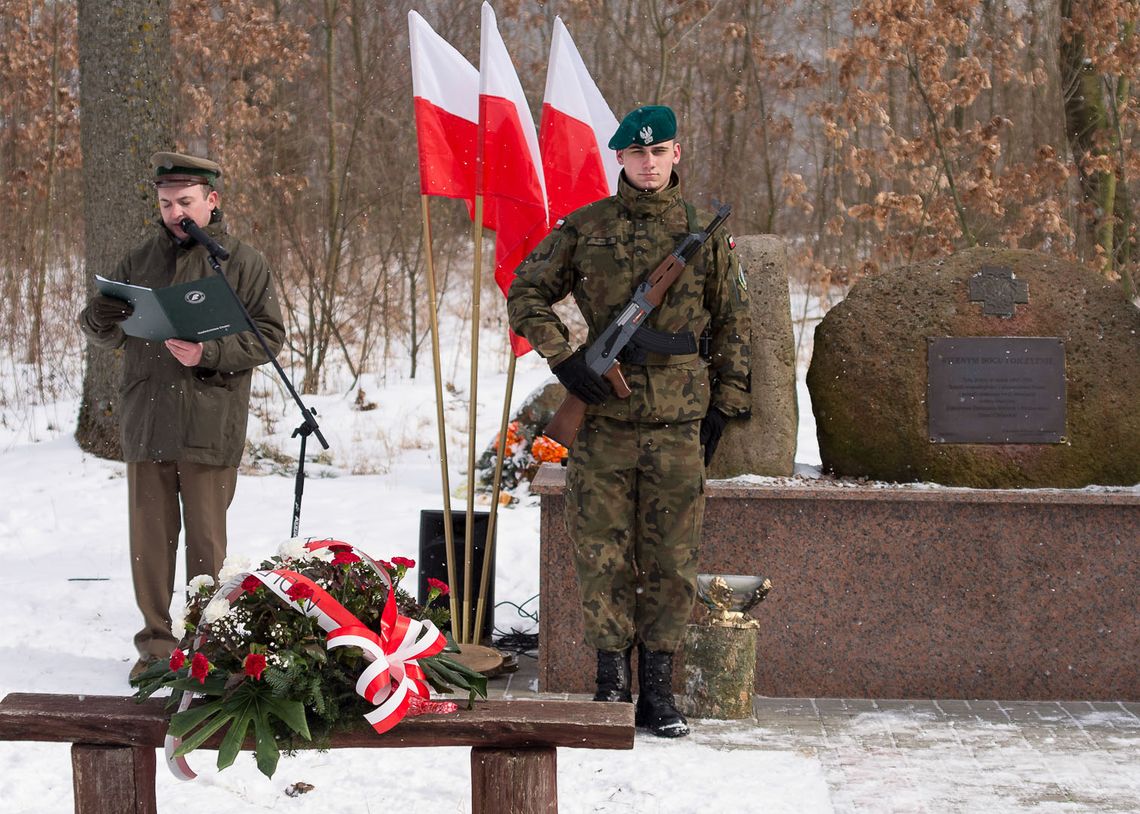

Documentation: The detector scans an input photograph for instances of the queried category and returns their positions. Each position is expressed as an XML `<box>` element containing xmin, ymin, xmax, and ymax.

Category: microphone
<box><xmin>179</xmin><ymin>218</ymin><xmax>230</xmax><ymax>260</ymax></box>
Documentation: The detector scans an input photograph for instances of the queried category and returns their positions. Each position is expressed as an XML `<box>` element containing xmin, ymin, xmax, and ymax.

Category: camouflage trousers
<box><xmin>565</xmin><ymin>415</ymin><xmax>705</xmax><ymax>652</ymax></box>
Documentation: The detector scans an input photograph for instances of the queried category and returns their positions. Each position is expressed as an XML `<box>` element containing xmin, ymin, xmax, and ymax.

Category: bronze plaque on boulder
<box><xmin>927</xmin><ymin>337</ymin><xmax>1066</xmax><ymax>443</ymax></box>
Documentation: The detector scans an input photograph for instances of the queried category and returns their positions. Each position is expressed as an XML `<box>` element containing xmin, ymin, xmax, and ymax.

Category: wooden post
<box><xmin>681</xmin><ymin>624</ymin><xmax>758</xmax><ymax>719</ymax></box>
<box><xmin>471</xmin><ymin>747</ymin><xmax>558</xmax><ymax>814</ymax></box>
<box><xmin>71</xmin><ymin>744</ymin><xmax>156</xmax><ymax>814</ymax></box>
<box><xmin>419</xmin><ymin>194</ymin><xmax>461</xmax><ymax>632</ymax></box>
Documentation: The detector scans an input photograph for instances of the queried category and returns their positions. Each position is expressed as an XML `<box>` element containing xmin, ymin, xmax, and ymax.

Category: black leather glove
<box><xmin>700</xmin><ymin>408</ymin><xmax>730</xmax><ymax>466</ymax></box>
<box><xmin>88</xmin><ymin>295</ymin><xmax>134</xmax><ymax>330</ymax></box>
<box><xmin>551</xmin><ymin>350</ymin><xmax>610</xmax><ymax>405</ymax></box>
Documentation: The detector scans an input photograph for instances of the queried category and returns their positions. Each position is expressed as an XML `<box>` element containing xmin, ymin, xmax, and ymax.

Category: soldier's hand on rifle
<box><xmin>700</xmin><ymin>408</ymin><xmax>729</xmax><ymax>466</ymax></box>
<box><xmin>552</xmin><ymin>350</ymin><xmax>610</xmax><ymax>405</ymax></box>
<box><xmin>88</xmin><ymin>295</ymin><xmax>134</xmax><ymax>331</ymax></box>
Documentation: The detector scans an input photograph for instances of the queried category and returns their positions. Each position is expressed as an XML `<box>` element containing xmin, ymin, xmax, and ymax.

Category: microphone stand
<box><xmin>180</xmin><ymin>218</ymin><xmax>328</xmax><ymax>537</ymax></box>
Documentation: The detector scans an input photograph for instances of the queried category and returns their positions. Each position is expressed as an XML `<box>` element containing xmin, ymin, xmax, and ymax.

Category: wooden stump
<box><xmin>71</xmin><ymin>744</ymin><xmax>156</xmax><ymax>814</ymax></box>
<box><xmin>681</xmin><ymin>624</ymin><xmax>757</xmax><ymax>719</ymax></box>
<box><xmin>471</xmin><ymin>746</ymin><xmax>557</xmax><ymax>813</ymax></box>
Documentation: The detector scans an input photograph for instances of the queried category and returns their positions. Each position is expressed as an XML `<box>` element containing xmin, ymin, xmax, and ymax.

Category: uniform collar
<box><xmin>617</xmin><ymin>171</ymin><xmax>683</xmax><ymax>218</ymax></box>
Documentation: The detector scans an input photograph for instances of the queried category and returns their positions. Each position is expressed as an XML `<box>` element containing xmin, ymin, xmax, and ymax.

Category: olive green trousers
<box><xmin>127</xmin><ymin>460</ymin><xmax>236</xmax><ymax>659</ymax></box>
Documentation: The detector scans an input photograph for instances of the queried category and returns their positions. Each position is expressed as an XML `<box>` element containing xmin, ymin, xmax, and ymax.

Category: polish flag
<box><xmin>409</xmin><ymin>10</ymin><xmax>478</xmax><ymax>217</ymax></box>
<box><xmin>539</xmin><ymin>17</ymin><xmax>620</xmax><ymax>225</ymax></box>
<box><xmin>479</xmin><ymin>2</ymin><xmax>548</xmax><ymax>356</ymax></box>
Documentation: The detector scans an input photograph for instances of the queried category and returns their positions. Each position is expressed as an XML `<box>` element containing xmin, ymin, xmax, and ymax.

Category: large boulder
<box><xmin>807</xmin><ymin>247</ymin><xmax>1140</xmax><ymax>487</ymax></box>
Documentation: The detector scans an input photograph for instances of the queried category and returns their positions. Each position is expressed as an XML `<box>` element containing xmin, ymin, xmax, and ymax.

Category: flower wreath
<box><xmin>132</xmin><ymin>538</ymin><xmax>486</xmax><ymax>778</ymax></box>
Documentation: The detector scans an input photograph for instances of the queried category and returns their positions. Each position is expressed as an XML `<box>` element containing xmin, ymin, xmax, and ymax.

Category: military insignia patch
<box><xmin>737</xmin><ymin>261</ymin><xmax>748</xmax><ymax>291</ymax></box>
<box><xmin>554</xmin><ymin>218</ymin><xmax>565</xmax><ymax>230</ymax></box>
<box><xmin>727</xmin><ymin>233</ymin><xmax>736</xmax><ymax>249</ymax></box>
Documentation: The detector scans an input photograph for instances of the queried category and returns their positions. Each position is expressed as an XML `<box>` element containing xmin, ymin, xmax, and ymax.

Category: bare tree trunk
<box><xmin>75</xmin><ymin>0</ymin><xmax>172</xmax><ymax>459</ymax></box>
<box><xmin>27</xmin><ymin>3</ymin><xmax>63</xmax><ymax>372</ymax></box>
<box><xmin>1059</xmin><ymin>0</ymin><xmax>1132</xmax><ymax>294</ymax></box>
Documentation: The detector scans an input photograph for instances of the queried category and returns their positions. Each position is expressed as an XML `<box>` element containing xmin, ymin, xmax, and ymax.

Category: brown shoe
<box><xmin>129</xmin><ymin>656</ymin><xmax>157</xmax><ymax>681</ymax></box>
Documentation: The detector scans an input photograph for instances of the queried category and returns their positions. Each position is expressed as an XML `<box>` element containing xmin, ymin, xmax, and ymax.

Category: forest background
<box><xmin>2</xmin><ymin>0</ymin><xmax>1138</xmax><ymax>452</ymax></box>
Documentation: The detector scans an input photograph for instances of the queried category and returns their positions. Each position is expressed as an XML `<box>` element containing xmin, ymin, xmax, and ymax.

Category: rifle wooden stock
<box><xmin>543</xmin><ymin>393</ymin><xmax>587</xmax><ymax>449</ymax></box>
<box><xmin>543</xmin><ymin>363</ymin><xmax>630</xmax><ymax>449</ymax></box>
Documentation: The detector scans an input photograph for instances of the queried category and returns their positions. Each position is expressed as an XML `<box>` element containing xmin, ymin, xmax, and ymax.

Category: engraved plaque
<box><xmin>928</xmin><ymin>337</ymin><xmax>1066</xmax><ymax>443</ymax></box>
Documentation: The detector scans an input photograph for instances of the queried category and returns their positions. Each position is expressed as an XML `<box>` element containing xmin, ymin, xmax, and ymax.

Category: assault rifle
<box><xmin>543</xmin><ymin>203</ymin><xmax>732</xmax><ymax>448</ymax></box>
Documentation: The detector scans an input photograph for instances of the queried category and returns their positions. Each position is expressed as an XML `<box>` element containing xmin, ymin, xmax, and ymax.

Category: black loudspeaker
<box><xmin>417</xmin><ymin>509</ymin><xmax>496</xmax><ymax>644</ymax></box>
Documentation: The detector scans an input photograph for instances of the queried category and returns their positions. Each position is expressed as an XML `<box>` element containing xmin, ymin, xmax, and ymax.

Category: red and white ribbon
<box><xmin>166</xmin><ymin>538</ymin><xmax>448</xmax><ymax>780</ymax></box>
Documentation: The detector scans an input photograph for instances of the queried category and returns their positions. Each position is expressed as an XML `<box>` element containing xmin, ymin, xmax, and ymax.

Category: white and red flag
<box><xmin>479</xmin><ymin>1</ymin><xmax>548</xmax><ymax>355</ymax></box>
<box><xmin>539</xmin><ymin>17</ymin><xmax>620</xmax><ymax>225</ymax></box>
<box><xmin>409</xmin><ymin>10</ymin><xmax>478</xmax><ymax>217</ymax></box>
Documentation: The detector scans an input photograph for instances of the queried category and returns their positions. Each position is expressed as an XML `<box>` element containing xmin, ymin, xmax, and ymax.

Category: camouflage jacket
<box><xmin>508</xmin><ymin>172</ymin><xmax>751</xmax><ymax>423</ymax></box>
<box><xmin>79</xmin><ymin>221</ymin><xmax>285</xmax><ymax>467</ymax></box>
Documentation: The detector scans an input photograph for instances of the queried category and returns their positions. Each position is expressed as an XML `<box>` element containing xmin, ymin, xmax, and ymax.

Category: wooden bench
<box><xmin>0</xmin><ymin>693</ymin><xmax>634</xmax><ymax>813</ymax></box>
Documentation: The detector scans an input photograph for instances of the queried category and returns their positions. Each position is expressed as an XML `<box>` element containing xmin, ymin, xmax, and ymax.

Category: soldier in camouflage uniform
<box><xmin>507</xmin><ymin>106</ymin><xmax>751</xmax><ymax>737</ymax></box>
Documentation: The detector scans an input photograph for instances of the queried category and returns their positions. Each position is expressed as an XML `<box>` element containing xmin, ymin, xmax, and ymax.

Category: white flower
<box><xmin>277</xmin><ymin>538</ymin><xmax>309</xmax><ymax>560</ymax></box>
<box><xmin>218</xmin><ymin>555</ymin><xmax>251</xmax><ymax>583</ymax></box>
<box><xmin>188</xmin><ymin>574</ymin><xmax>215</xmax><ymax>593</ymax></box>
<box><xmin>202</xmin><ymin>596</ymin><xmax>231</xmax><ymax>624</ymax></box>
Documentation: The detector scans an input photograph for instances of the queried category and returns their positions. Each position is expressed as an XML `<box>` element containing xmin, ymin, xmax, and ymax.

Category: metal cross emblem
<box><xmin>968</xmin><ymin>265</ymin><xmax>1029</xmax><ymax>317</ymax></box>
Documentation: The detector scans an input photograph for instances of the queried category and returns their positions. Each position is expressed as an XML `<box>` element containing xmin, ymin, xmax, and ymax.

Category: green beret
<box><xmin>151</xmin><ymin>151</ymin><xmax>221</xmax><ymax>187</ymax></box>
<box><xmin>607</xmin><ymin>105</ymin><xmax>677</xmax><ymax>150</ymax></box>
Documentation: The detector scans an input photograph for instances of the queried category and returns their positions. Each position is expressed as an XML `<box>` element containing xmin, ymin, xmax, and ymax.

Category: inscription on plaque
<box><xmin>927</xmin><ymin>337</ymin><xmax>1066</xmax><ymax>443</ymax></box>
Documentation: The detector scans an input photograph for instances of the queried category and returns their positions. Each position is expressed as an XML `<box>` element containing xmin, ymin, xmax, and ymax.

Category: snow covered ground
<box><xmin>1</xmin><ymin>288</ymin><xmax>1136</xmax><ymax>812</ymax></box>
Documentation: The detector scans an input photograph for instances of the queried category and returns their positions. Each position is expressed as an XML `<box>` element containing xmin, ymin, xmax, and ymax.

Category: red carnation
<box><xmin>169</xmin><ymin>649</ymin><xmax>186</xmax><ymax>671</ymax></box>
<box><xmin>427</xmin><ymin>577</ymin><xmax>450</xmax><ymax>596</ymax></box>
<box><xmin>392</xmin><ymin>556</ymin><xmax>416</xmax><ymax>569</ymax></box>
<box><xmin>332</xmin><ymin>550</ymin><xmax>361</xmax><ymax>566</ymax></box>
<box><xmin>241</xmin><ymin>575</ymin><xmax>261</xmax><ymax>592</ymax></box>
<box><xmin>377</xmin><ymin>559</ymin><xmax>393</xmax><ymax>571</ymax></box>
<box><xmin>243</xmin><ymin>653</ymin><xmax>268</xmax><ymax>681</ymax></box>
<box><xmin>189</xmin><ymin>652</ymin><xmax>211</xmax><ymax>684</ymax></box>
<box><xmin>286</xmin><ymin>582</ymin><xmax>315</xmax><ymax>603</ymax></box>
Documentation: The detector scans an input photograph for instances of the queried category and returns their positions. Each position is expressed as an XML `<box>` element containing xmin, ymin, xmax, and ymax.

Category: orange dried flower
<box><xmin>499</xmin><ymin>421</ymin><xmax>524</xmax><ymax>455</ymax></box>
<box><xmin>531</xmin><ymin>435</ymin><xmax>568</xmax><ymax>464</ymax></box>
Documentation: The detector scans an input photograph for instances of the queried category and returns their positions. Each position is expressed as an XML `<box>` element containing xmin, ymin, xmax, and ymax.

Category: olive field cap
<box><xmin>151</xmin><ymin>151</ymin><xmax>222</xmax><ymax>187</ymax></box>
<box><xmin>607</xmin><ymin>105</ymin><xmax>677</xmax><ymax>150</ymax></box>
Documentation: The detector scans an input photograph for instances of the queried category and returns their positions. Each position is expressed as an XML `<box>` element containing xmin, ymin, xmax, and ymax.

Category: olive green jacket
<box><xmin>79</xmin><ymin>221</ymin><xmax>285</xmax><ymax>467</ymax></box>
<box><xmin>507</xmin><ymin>172</ymin><xmax>751</xmax><ymax>423</ymax></box>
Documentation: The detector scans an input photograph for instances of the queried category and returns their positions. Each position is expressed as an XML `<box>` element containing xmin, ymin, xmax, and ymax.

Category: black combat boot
<box><xmin>593</xmin><ymin>648</ymin><xmax>633</xmax><ymax>702</ymax></box>
<box><xmin>634</xmin><ymin>644</ymin><xmax>689</xmax><ymax>737</ymax></box>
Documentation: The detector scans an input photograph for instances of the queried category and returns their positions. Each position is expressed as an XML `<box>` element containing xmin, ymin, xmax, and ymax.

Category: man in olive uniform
<box><xmin>79</xmin><ymin>152</ymin><xmax>285</xmax><ymax>679</ymax></box>
<box><xmin>507</xmin><ymin>106</ymin><xmax>751</xmax><ymax>737</ymax></box>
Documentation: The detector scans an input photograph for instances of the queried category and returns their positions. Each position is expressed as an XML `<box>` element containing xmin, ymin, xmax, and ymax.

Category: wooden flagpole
<box><xmin>473</xmin><ymin>351</ymin><xmax>516</xmax><ymax>643</ymax></box>
<box><xmin>462</xmin><ymin>194</ymin><xmax>485</xmax><ymax>644</ymax></box>
<box><xmin>419</xmin><ymin>195</ymin><xmax>461</xmax><ymax>634</ymax></box>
